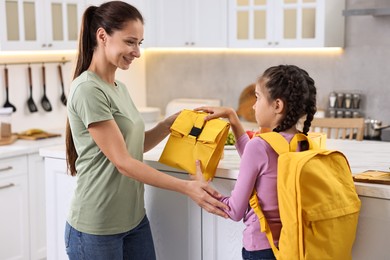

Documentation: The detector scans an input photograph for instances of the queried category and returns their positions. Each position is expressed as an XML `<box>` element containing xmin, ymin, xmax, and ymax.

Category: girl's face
<box><xmin>253</xmin><ymin>78</ymin><xmax>283</xmax><ymax>129</ymax></box>
<box><xmin>104</xmin><ymin>19</ymin><xmax>144</xmax><ymax>70</ymax></box>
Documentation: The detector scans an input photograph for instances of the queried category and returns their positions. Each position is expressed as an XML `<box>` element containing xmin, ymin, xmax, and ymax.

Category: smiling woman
<box><xmin>64</xmin><ymin>2</ymin><xmax>228</xmax><ymax>259</ymax></box>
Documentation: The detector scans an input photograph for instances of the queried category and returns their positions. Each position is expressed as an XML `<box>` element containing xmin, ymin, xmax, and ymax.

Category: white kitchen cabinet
<box><xmin>44</xmin><ymin>157</ymin><xmax>76</xmax><ymax>260</ymax></box>
<box><xmin>0</xmin><ymin>0</ymin><xmax>84</xmax><ymax>50</ymax></box>
<box><xmin>228</xmin><ymin>0</ymin><xmax>345</xmax><ymax>48</ymax></box>
<box><xmin>28</xmin><ymin>153</ymin><xmax>47</xmax><ymax>260</ymax></box>
<box><xmin>151</xmin><ymin>0</ymin><xmax>227</xmax><ymax>47</ymax></box>
<box><xmin>202</xmin><ymin>177</ymin><xmax>245</xmax><ymax>260</ymax></box>
<box><xmin>145</xmin><ymin>172</ymin><xmax>201</xmax><ymax>260</ymax></box>
<box><xmin>0</xmin><ymin>155</ymin><xmax>29</xmax><ymax>260</ymax></box>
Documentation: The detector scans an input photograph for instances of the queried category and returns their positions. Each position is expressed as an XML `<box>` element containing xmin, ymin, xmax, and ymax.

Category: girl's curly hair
<box><xmin>260</xmin><ymin>65</ymin><xmax>317</xmax><ymax>135</ymax></box>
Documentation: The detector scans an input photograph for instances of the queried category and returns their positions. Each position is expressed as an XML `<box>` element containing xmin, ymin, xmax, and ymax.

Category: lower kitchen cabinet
<box><xmin>0</xmin><ymin>156</ymin><xmax>29</xmax><ymax>260</ymax></box>
<box><xmin>145</xmin><ymin>173</ymin><xmax>244</xmax><ymax>260</ymax></box>
<box><xmin>44</xmin><ymin>157</ymin><xmax>75</xmax><ymax>260</ymax></box>
<box><xmin>202</xmin><ymin>177</ymin><xmax>245</xmax><ymax>260</ymax></box>
<box><xmin>0</xmin><ymin>153</ymin><xmax>48</xmax><ymax>260</ymax></box>
<box><xmin>28</xmin><ymin>153</ymin><xmax>47</xmax><ymax>260</ymax></box>
<box><xmin>145</xmin><ymin>172</ymin><xmax>201</xmax><ymax>260</ymax></box>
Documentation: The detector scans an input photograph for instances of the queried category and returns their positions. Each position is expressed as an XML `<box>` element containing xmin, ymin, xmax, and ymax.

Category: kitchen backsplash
<box><xmin>0</xmin><ymin>52</ymin><xmax>146</xmax><ymax>132</ymax></box>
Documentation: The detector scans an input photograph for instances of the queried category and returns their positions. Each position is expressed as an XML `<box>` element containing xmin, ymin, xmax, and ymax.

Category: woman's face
<box><xmin>104</xmin><ymin>19</ymin><xmax>144</xmax><ymax>70</ymax></box>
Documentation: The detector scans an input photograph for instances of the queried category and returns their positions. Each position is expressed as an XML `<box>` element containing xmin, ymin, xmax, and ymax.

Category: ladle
<box><xmin>40</xmin><ymin>64</ymin><xmax>52</xmax><ymax>111</ymax></box>
<box><xmin>58</xmin><ymin>65</ymin><xmax>67</xmax><ymax>106</ymax></box>
<box><xmin>27</xmin><ymin>65</ymin><xmax>38</xmax><ymax>113</ymax></box>
<box><xmin>3</xmin><ymin>67</ymin><xmax>16</xmax><ymax>112</ymax></box>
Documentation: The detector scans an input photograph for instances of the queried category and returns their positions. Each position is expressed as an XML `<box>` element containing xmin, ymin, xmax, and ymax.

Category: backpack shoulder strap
<box><xmin>256</xmin><ymin>132</ymin><xmax>290</xmax><ymax>155</ymax></box>
<box><xmin>257</xmin><ymin>132</ymin><xmax>319</xmax><ymax>154</ymax></box>
<box><xmin>249</xmin><ymin>190</ymin><xmax>280</xmax><ymax>258</ymax></box>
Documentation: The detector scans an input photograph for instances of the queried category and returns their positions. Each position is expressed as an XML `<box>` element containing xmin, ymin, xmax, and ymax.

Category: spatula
<box><xmin>3</xmin><ymin>67</ymin><xmax>16</xmax><ymax>112</ymax></box>
<box><xmin>40</xmin><ymin>64</ymin><xmax>52</xmax><ymax>112</ymax></box>
<box><xmin>58</xmin><ymin>65</ymin><xmax>67</xmax><ymax>106</ymax></box>
<box><xmin>27</xmin><ymin>65</ymin><xmax>38</xmax><ymax>113</ymax></box>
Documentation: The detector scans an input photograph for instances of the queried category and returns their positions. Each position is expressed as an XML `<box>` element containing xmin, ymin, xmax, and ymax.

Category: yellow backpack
<box><xmin>250</xmin><ymin>132</ymin><xmax>361</xmax><ymax>260</ymax></box>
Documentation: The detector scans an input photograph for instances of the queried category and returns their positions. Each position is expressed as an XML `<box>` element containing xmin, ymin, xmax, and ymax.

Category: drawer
<box><xmin>0</xmin><ymin>156</ymin><xmax>28</xmax><ymax>178</ymax></box>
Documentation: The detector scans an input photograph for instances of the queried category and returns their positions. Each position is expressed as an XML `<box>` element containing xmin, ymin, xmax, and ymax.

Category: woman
<box><xmin>65</xmin><ymin>2</ymin><xmax>228</xmax><ymax>259</ymax></box>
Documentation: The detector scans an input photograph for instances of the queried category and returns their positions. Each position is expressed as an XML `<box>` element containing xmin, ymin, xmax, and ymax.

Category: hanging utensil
<box><xmin>3</xmin><ymin>66</ymin><xmax>17</xmax><ymax>112</ymax></box>
<box><xmin>40</xmin><ymin>64</ymin><xmax>52</xmax><ymax>112</ymax></box>
<box><xmin>58</xmin><ymin>64</ymin><xmax>67</xmax><ymax>106</ymax></box>
<box><xmin>27</xmin><ymin>65</ymin><xmax>38</xmax><ymax>113</ymax></box>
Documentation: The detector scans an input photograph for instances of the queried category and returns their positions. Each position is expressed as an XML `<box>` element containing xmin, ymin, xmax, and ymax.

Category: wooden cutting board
<box><xmin>17</xmin><ymin>132</ymin><xmax>61</xmax><ymax>140</ymax></box>
<box><xmin>0</xmin><ymin>135</ymin><xmax>18</xmax><ymax>146</ymax></box>
<box><xmin>353</xmin><ymin>171</ymin><xmax>390</xmax><ymax>185</ymax></box>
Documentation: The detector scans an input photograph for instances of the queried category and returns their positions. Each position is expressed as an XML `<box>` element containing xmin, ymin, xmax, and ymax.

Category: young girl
<box><xmin>196</xmin><ymin>65</ymin><xmax>317</xmax><ymax>260</ymax></box>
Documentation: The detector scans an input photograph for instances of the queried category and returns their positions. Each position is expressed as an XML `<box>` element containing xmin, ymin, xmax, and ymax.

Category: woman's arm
<box><xmin>143</xmin><ymin>112</ymin><xmax>178</xmax><ymax>152</ymax></box>
<box><xmin>88</xmin><ymin>119</ymin><xmax>229</xmax><ymax>218</ymax></box>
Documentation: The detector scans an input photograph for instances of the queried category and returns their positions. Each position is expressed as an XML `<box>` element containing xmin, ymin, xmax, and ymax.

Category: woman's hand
<box><xmin>187</xmin><ymin>160</ymin><xmax>229</xmax><ymax>218</ymax></box>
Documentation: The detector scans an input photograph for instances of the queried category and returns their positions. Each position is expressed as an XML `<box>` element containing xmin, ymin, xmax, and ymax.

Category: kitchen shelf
<box><xmin>0</xmin><ymin>58</ymin><xmax>70</xmax><ymax>66</ymax></box>
<box><xmin>343</xmin><ymin>8</ymin><xmax>390</xmax><ymax>17</ymax></box>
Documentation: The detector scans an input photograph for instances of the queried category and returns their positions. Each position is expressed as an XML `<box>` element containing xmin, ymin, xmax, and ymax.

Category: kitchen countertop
<box><xmin>0</xmin><ymin>132</ymin><xmax>64</xmax><ymax>159</ymax></box>
<box><xmin>39</xmin><ymin>137</ymin><xmax>390</xmax><ymax>200</ymax></box>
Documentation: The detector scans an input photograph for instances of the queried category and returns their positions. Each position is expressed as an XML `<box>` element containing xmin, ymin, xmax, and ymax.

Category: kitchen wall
<box><xmin>0</xmin><ymin>51</ymin><xmax>146</xmax><ymax>132</ymax></box>
<box><xmin>145</xmin><ymin>0</ymin><xmax>390</xmax><ymax>125</ymax></box>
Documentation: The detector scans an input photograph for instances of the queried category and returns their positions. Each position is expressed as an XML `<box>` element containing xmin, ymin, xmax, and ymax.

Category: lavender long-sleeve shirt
<box><xmin>220</xmin><ymin>132</ymin><xmax>295</xmax><ymax>251</ymax></box>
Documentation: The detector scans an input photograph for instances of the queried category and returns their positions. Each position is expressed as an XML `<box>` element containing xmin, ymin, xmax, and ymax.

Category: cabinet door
<box><xmin>228</xmin><ymin>0</ymin><xmax>344</xmax><ymax>48</ymax></box>
<box><xmin>202</xmin><ymin>178</ymin><xmax>245</xmax><ymax>260</ymax></box>
<box><xmin>191</xmin><ymin>0</ymin><xmax>227</xmax><ymax>47</ymax></box>
<box><xmin>45</xmin><ymin>158</ymin><xmax>76</xmax><ymax>260</ymax></box>
<box><xmin>43</xmin><ymin>0</ymin><xmax>84</xmax><ymax>50</ymax></box>
<box><xmin>144</xmin><ymin>171</ymin><xmax>201</xmax><ymax>260</ymax></box>
<box><xmin>153</xmin><ymin>0</ymin><xmax>190</xmax><ymax>47</ymax></box>
<box><xmin>274</xmin><ymin>0</ymin><xmax>320</xmax><ymax>47</ymax></box>
<box><xmin>153</xmin><ymin>0</ymin><xmax>227</xmax><ymax>47</ymax></box>
<box><xmin>0</xmin><ymin>0</ymin><xmax>84</xmax><ymax>50</ymax></box>
<box><xmin>228</xmin><ymin>0</ymin><xmax>274</xmax><ymax>48</ymax></box>
<box><xmin>28</xmin><ymin>153</ymin><xmax>47</xmax><ymax>260</ymax></box>
<box><xmin>0</xmin><ymin>0</ymin><xmax>42</xmax><ymax>50</ymax></box>
<box><xmin>0</xmin><ymin>175</ymin><xmax>29</xmax><ymax>260</ymax></box>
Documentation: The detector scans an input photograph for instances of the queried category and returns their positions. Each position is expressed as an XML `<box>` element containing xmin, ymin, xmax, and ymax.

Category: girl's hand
<box><xmin>194</xmin><ymin>106</ymin><xmax>236</xmax><ymax>121</ymax></box>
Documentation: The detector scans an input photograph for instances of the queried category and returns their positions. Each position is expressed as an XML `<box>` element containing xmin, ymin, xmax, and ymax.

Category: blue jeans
<box><xmin>65</xmin><ymin>215</ymin><xmax>156</xmax><ymax>260</ymax></box>
<box><xmin>242</xmin><ymin>247</ymin><xmax>276</xmax><ymax>260</ymax></box>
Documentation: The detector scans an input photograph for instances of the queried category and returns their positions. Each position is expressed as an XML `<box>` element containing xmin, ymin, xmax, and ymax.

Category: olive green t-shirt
<box><xmin>67</xmin><ymin>71</ymin><xmax>145</xmax><ymax>235</ymax></box>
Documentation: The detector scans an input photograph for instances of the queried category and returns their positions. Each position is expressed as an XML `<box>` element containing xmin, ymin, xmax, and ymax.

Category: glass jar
<box><xmin>0</xmin><ymin>107</ymin><xmax>13</xmax><ymax>140</ymax></box>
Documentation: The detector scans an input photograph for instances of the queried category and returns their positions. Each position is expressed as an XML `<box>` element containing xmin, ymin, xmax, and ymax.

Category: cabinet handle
<box><xmin>190</xmin><ymin>42</ymin><xmax>195</xmax><ymax>46</ymax></box>
<box><xmin>48</xmin><ymin>43</ymin><xmax>52</xmax><ymax>47</ymax></box>
<box><xmin>42</xmin><ymin>43</ymin><xmax>47</xmax><ymax>47</ymax></box>
<box><xmin>0</xmin><ymin>183</ymin><xmax>15</xmax><ymax>190</ymax></box>
<box><xmin>0</xmin><ymin>166</ymin><xmax>13</xmax><ymax>172</ymax></box>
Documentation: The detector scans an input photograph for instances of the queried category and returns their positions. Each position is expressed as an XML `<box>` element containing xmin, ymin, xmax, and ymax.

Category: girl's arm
<box><xmin>195</xmin><ymin>106</ymin><xmax>246</xmax><ymax>141</ymax></box>
<box><xmin>88</xmin><ymin>119</ymin><xmax>229</xmax><ymax>218</ymax></box>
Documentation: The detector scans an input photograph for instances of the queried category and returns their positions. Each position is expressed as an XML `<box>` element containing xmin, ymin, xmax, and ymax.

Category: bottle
<box><xmin>329</xmin><ymin>92</ymin><xmax>337</xmax><ymax>108</ymax></box>
<box><xmin>344</xmin><ymin>93</ymin><xmax>352</xmax><ymax>109</ymax></box>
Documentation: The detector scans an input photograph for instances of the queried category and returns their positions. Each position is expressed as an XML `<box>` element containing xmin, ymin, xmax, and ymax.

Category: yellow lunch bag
<box><xmin>159</xmin><ymin>109</ymin><xmax>230</xmax><ymax>180</ymax></box>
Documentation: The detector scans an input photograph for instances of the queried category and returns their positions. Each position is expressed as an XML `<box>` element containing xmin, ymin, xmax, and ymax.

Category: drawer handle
<box><xmin>0</xmin><ymin>166</ymin><xmax>13</xmax><ymax>172</ymax></box>
<box><xmin>0</xmin><ymin>183</ymin><xmax>15</xmax><ymax>190</ymax></box>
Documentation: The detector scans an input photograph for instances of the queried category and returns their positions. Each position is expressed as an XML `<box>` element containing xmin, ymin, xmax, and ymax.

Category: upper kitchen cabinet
<box><xmin>150</xmin><ymin>0</ymin><xmax>227</xmax><ymax>48</ymax></box>
<box><xmin>228</xmin><ymin>0</ymin><xmax>345</xmax><ymax>48</ymax></box>
<box><xmin>0</xmin><ymin>0</ymin><xmax>84</xmax><ymax>51</ymax></box>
